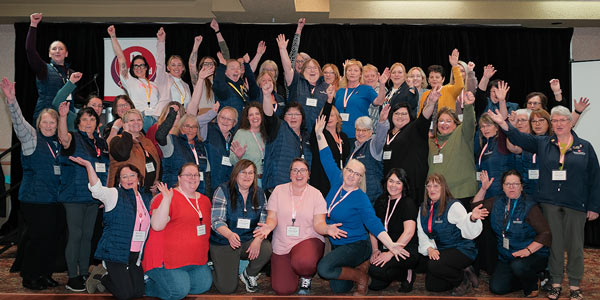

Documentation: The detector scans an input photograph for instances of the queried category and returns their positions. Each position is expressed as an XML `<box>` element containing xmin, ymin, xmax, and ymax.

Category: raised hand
<box><xmin>296</xmin><ymin>18</ymin><xmax>306</xmax><ymax>33</ymax></box>
<box><xmin>156</xmin><ymin>27</ymin><xmax>166</xmax><ymax>41</ymax></box>
<box><xmin>69</xmin><ymin>72</ymin><xmax>83</xmax><ymax>84</ymax></box>
<box><xmin>315</xmin><ymin>115</ymin><xmax>327</xmax><ymax>136</ymax></box>
<box><xmin>573</xmin><ymin>97</ymin><xmax>590</xmax><ymax>113</ymax></box>
<box><xmin>379</xmin><ymin>67</ymin><xmax>391</xmax><ymax>84</ymax></box>
<box><xmin>467</xmin><ymin>61</ymin><xmax>475</xmax><ymax>72</ymax></box>
<box><xmin>253</xmin><ymin>222</ymin><xmax>272</xmax><ymax>240</ymax></box>
<box><xmin>326</xmin><ymin>84</ymin><xmax>335</xmax><ymax>102</ymax></box>
<box><xmin>428</xmin><ymin>85</ymin><xmax>442</xmax><ymax>104</ymax></box>
<box><xmin>261</xmin><ymin>76</ymin><xmax>273</xmax><ymax>94</ymax></box>
<box><xmin>210</xmin><ymin>18</ymin><xmax>220</xmax><ymax>32</ymax></box>
<box><xmin>58</xmin><ymin>101</ymin><xmax>70</xmax><ymax>117</ymax></box>
<box><xmin>549</xmin><ymin>79</ymin><xmax>561</xmax><ymax>94</ymax></box>
<box><xmin>30</xmin><ymin>13</ymin><xmax>42</xmax><ymax>27</ymax></box>
<box><xmin>230</xmin><ymin>140</ymin><xmax>247</xmax><ymax>159</ymax></box>
<box><xmin>480</xmin><ymin>170</ymin><xmax>494</xmax><ymax>191</ymax></box>
<box><xmin>212</xmin><ymin>101</ymin><xmax>221</xmax><ymax>112</ymax></box>
<box><xmin>0</xmin><ymin>78</ymin><xmax>16</xmax><ymax>104</ymax></box>
<box><xmin>449</xmin><ymin>48</ymin><xmax>460</xmax><ymax>67</ymax></box>
<box><xmin>193</xmin><ymin>35</ymin><xmax>203</xmax><ymax>48</ymax></box>
<box><xmin>496</xmin><ymin>81</ymin><xmax>510</xmax><ymax>102</ymax></box>
<box><xmin>379</xmin><ymin>104</ymin><xmax>391</xmax><ymax>122</ymax></box>
<box><xmin>256</xmin><ymin>41</ymin><xmax>266</xmax><ymax>55</ymax></box>
<box><xmin>471</xmin><ymin>203</ymin><xmax>489</xmax><ymax>221</ymax></box>
<box><xmin>107</xmin><ymin>25</ymin><xmax>116</xmax><ymax>37</ymax></box>
<box><xmin>216</xmin><ymin>51</ymin><xmax>226</xmax><ymax>65</ymax></box>
<box><xmin>326</xmin><ymin>223</ymin><xmax>347</xmax><ymax>239</ymax></box>
<box><xmin>464</xmin><ymin>91</ymin><xmax>475</xmax><ymax>105</ymax></box>
<box><xmin>276</xmin><ymin>34</ymin><xmax>288</xmax><ymax>49</ymax></box>
<box><xmin>482</xmin><ymin>64</ymin><xmax>496</xmax><ymax>80</ymax></box>
<box><xmin>487</xmin><ymin>109</ymin><xmax>507</xmax><ymax>127</ymax></box>
<box><xmin>156</xmin><ymin>182</ymin><xmax>172</xmax><ymax>200</ymax></box>
<box><xmin>242</xmin><ymin>53</ymin><xmax>250</xmax><ymax>64</ymax></box>
<box><xmin>68</xmin><ymin>156</ymin><xmax>92</xmax><ymax>168</ymax></box>
<box><xmin>199</xmin><ymin>64</ymin><xmax>214</xmax><ymax>80</ymax></box>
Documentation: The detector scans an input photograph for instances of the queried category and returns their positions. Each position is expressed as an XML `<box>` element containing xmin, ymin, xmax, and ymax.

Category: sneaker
<box><xmin>239</xmin><ymin>269</ymin><xmax>259</xmax><ymax>293</ymax></box>
<box><xmin>86</xmin><ymin>265</ymin><xmax>107</xmax><ymax>294</ymax></box>
<box><xmin>451</xmin><ymin>275</ymin><xmax>471</xmax><ymax>296</ymax></box>
<box><xmin>298</xmin><ymin>277</ymin><xmax>312</xmax><ymax>295</ymax></box>
<box><xmin>66</xmin><ymin>276</ymin><xmax>86</xmax><ymax>292</ymax></box>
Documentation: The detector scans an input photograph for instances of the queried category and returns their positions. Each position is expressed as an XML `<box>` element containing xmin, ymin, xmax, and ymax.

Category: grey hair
<box><xmin>550</xmin><ymin>105</ymin><xmax>572</xmax><ymax>121</ymax></box>
<box><xmin>355</xmin><ymin>116</ymin><xmax>373</xmax><ymax>130</ymax></box>
<box><xmin>515</xmin><ymin>108</ymin><xmax>531</xmax><ymax>118</ymax></box>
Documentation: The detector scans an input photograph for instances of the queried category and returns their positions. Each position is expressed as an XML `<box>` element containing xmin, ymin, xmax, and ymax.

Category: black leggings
<box><xmin>102</xmin><ymin>252</ymin><xmax>144</xmax><ymax>300</ymax></box>
<box><xmin>425</xmin><ymin>248</ymin><xmax>473</xmax><ymax>292</ymax></box>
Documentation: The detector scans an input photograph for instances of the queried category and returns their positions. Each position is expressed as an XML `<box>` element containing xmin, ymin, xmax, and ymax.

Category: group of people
<box><xmin>4</xmin><ymin>12</ymin><xmax>599</xmax><ymax>300</ymax></box>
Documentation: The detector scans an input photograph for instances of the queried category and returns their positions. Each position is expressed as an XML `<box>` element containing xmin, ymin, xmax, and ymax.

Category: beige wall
<box><xmin>0</xmin><ymin>24</ymin><xmax>14</xmax><ymax>182</ymax></box>
<box><xmin>573</xmin><ymin>27</ymin><xmax>600</xmax><ymax>61</ymax></box>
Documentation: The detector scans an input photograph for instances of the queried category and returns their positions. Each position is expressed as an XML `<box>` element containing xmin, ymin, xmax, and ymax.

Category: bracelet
<box><xmin>214</xmin><ymin>30</ymin><xmax>220</xmax><ymax>34</ymax></box>
<box><xmin>112</xmin><ymin>125</ymin><xmax>121</xmax><ymax>131</ymax></box>
<box><xmin>575</xmin><ymin>109</ymin><xmax>583</xmax><ymax>115</ymax></box>
<box><xmin>526</xmin><ymin>247</ymin><xmax>532</xmax><ymax>254</ymax></box>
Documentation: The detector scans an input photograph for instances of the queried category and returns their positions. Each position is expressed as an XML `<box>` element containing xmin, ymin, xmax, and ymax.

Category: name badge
<box><xmin>433</xmin><ymin>154</ymin><xmax>443</xmax><ymax>164</ymax></box>
<box><xmin>340</xmin><ymin>113</ymin><xmax>350</xmax><ymax>122</ymax></box>
<box><xmin>286</xmin><ymin>226</ymin><xmax>300</xmax><ymax>237</ymax></box>
<box><xmin>145</xmin><ymin>107</ymin><xmax>155</xmax><ymax>115</ymax></box>
<box><xmin>132</xmin><ymin>230</ymin><xmax>146</xmax><ymax>242</ymax></box>
<box><xmin>476</xmin><ymin>171</ymin><xmax>481</xmax><ymax>181</ymax></box>
<box><xmin>145</xmin><ymin>162</ymin><xmax>155</xmax><ymax>173</ymax></box>
<box><xmin>503</xmin><ymin>237</ymin><xmax>510</xmax><ymax>249</ymax></box>
<box><xmin>95</xmin><ymin>162</ymin><xmax>106</xmax><ymax>173</ymax></box>
<box><xmin>54</xmin><ymin>165</ymin><xmax>61</xmax><ymax>175</ymax></box>
<box><xmin>306</xmin><ymin>97</ymin><xmax>317</xmax><ymax>107</ymax></box>
<box><xmin>382</xmin><ymin>245</ymin><xmax>388</xmax><ymax>250</ymax></box>
<box><xmin>552</xmin><ymin>170</ymin><xmax>566</xmax><ymax>181</ymax></box>
<box><xmin>434</xmin><ymin>219</ymin><xmax>443</xmax><ymax>224</ymax></box>
<box><xmin>221</xmin><ymin>156</ymin><xmax>232</xmax><ymax>166</ymax></box>
<box><xmin>458</xmin><ymin>114</ymin><xmax>464</xmax><ymax>122</ymax></box>
<box><xmin>197</xmin><ymin>225</ymin><xmax>206</xmax><ymax>236</ymax></box>
<box><xmin>199</xmin><ymin>172</ymin><xmax>204</xmax><ymax>181</ymax></box>
<box><xmin>383</xmin><ymin>151</ymin><xmax>392</xmax><ymax>160</ymax></box>
<box><xmin>513</xmin><ymin>220</ymin><xmax>522</xmax><ymax>224</ymax></box>
<box><xmin>66</xmin><ymin>94</ymin><xmax>72</xmax><ymax>101</ymax></box>
<box><xmin>528</xmin><ymin>169</ymin><xmax>539</xmax><ymax>180</ymax></box>
<box><xmin>237</xmin><ymin>218</ymin><xmax>251</xmax><ymax>229</ymax></box>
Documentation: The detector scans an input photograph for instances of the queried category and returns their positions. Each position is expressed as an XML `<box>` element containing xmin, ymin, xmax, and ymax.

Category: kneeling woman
<box><xmin>314</xmin><ymin>116</ymin><xmax>407</xmax><ymax>296</ymax></box>
<box><xmin>70</xmin><ymin>157</ymin><xmax>151</xmax><ymax>300</ymax></box>
<box><xmin>143</xmin><ymin>163</ymin><xmax>213</xmax><ymax>300</ymax></box>
<box><xmin>417</xmin><ymin>173</ymin><xmax>486</xmax><ymax>296</ymax></box>
<box><xmin>473</xmin><ymin>170</ymin><xmax>551</xmax><ymax>297</ymax></box>
<box><xmin>210</xmin><ymin>160</ymin><xmax>272</xmax><ymax>294</ymax></box>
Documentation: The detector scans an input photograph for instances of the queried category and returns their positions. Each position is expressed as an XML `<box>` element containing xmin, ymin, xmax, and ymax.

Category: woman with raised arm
<box><xmin>142</xmin><ymin>163</ymin><xmax>213</xmax><ymax>299</ymax></box>
<box><xmin>474</xmin><ymin>65</ymin><xmax>518</xmax><ymax>119</ymax></box>
<box><xmin>188</xmin><ymin>35</ymin><xmax>217</xmax><ymax>115</ymax></box>
<box><xmin>385</xmin><ymin>62</ymin><xmax>419</xmax><ymax>118</ymax></box>
<box><xmin>103</xmin><ymin>95</ymin><xmax>134</xmax><ymax>142</ymax></box>
<box><xmin>229</xmin><ymin>102</ymin><xmax>267</xmax><ymax>187</ymax></box>
<box><xmin>276</xmin><ymin>33</ymin><xmax>328</xmax><ymax>134</ymax></box>
<box><xmin>487</xmin><ymin>107</ymin><xmax>600</xmax><ymax>300</ymax></box>
<box><xmin>1</xmin><ymin>78</ymin><xmax>61</xmax><ymax>290</ymax></box>
<box><xmin>416</xmin><ymin>49</ymin><xmax>464</xmax><ymax>116</ymax></box>
<box><xmin>258</xmin><ymin>59</ymin><xmax>287</xmax><ymax>101</ymax></box>
<box><xmin>107</xmin><ymin>25</ymin><xmax>159</xmax><ymax>131</ymax></box>
<box><xmin>26</xmin><ymin>13</ymin><xmax>75</xmax><ymax>121</ymax></box>
<box><xmin>417</xmin><ymin>173</ymin><xmax>486</xmax><ymax>296</ymax></box>
<box><xmin>210</xmin><ymin>160</ymin><xmax>272</xmax><ymax>294</ymax></box>
<box><xmin>383</xmin><ymin>86</ymin><xmax>440</xmax><ymax>207</ymax></box>
<box><xmin>256</xmin><ymin>71</ymin><xmax>285</xmax><ymax>118</ymax></box>
<box><xmin>472</xmin><ymin>170</ymin><xmax>551</xmax><ymax>298</ymax></box>
<box><xmin>51</xmin><ymin>72</ymin><xmax>104</xmax><ymax>132</ymax></box>
<box><xmin>57</xmin><ymin>101</ymin><xmax>109</xmax><ymax>292</ymax></box>
<box><xmin>69</xmin><ymin>156</ymin><xmax>151</xmax><ymax>300</ymax></box>
<box><xmin>314</xmin><ymin>115</ymin><xmax>408</xmax><ymax>296</ymax></box>
<box><xmin>154</xmin><ymin>27</ymin><xmax>192</xmax><ymax>111</ymax></box>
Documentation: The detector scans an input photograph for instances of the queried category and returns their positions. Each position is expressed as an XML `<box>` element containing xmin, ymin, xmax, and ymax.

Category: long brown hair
<box><xmin>239</xmin><ymin>102</ymin><xmax>267</xmax><ymax>139</ymax></box>
<box><xmin>422</xmin><ymin>173</ymin><xmax>454</xmax><ymax>218</ymax></box>
<box><xmin>198</xmin><ymin>56</ymin><xmax>215</xmax><ymax>101</ymax></box>
<box><xmin>228</xmin><ymin>159</ymin><xmax>259</xmax><ymax>212</ymax></box>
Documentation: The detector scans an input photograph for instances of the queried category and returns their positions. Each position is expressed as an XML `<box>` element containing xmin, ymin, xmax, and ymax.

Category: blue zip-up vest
<box><xmin>209</xmin><ymin>183</ymin><xmax>266</xmax><ymax>245</ymax></box>
<box><xmin>476</xmin><ymin>136</ymin><xmax>514</xmax><ymax>198</ymax></box>
<box><xmin>349</xmin><ymin>139</ymin><xmax>383</xmax><ymax>204</ymax></box>
<box><xmin>490</xmin><ymin>195</ymin><xmax>548</xmax><ymax>262</ymax></box>
<box><xmin>34</xmin><ymin>62</ymin><xmax>73</xmax><ymax>120</ymax></box>
<box><xmin>420</xmin><ymin>199</ymin><xmax>477</xmax><ymax>260</ymax></box>
<box><xmin>288</xmin><ymin>73</ymin><xmax>329</xmax><ymax>134</ymax></box>
<box><xmin>205</xmin><ymin>123</ymin><xmax>234</xmax><ymax>195</ymax></box>
<box><xmin>20</xmin><ymin>133</ymin><xmax>61</xmax><ymax>204</ymax></box>
<box><xmin>95</xmin><ymin>187</ymin><xmax>152</xmax><ymax>264</ymax></box>
<box><xmin>161</xmin><ymin>134</ymin><xmax>208</xmax><ymax>194</ymax></box>
<box><xmin>513</xmin><ymin>151</ymin><xmax>538</xmax><ymax>196</ymax></box>
<box><xmin>59</xmin><ymin>130</ymin><xmax>109</xmax><ymax>203</ymax></box>
<box><xmin>262</xmin><ymin>121</ymin><xmax>312</xmax><ymax>191</ymax></box>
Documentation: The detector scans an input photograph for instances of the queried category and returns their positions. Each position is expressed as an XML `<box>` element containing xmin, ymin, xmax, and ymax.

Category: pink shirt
<box><xmin>131</xmin><ymin>192</ymin><xmax>150</xmax><ymax>252</ymax></box>
<box><xmin>267</xmin><ymin>183</ymin><xmax>327</xmax><ymax>255</ymax></box>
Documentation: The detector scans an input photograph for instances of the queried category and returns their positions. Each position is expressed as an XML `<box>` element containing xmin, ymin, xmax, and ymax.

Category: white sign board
<box><xmin>572</xmin><ymin>60</ymin><xmax>600</xmax><ymax>157</ymax></box>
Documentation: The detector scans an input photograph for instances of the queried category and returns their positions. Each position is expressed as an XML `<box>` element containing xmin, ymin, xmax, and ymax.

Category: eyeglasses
<box><xmin>527</xmin><ymin>101</ymin><xmax>542</xmax><ymax>106</ymax></box>
<box><xmin>393</xmin><ymin>111</ymin><xmax>409</xmax><ymax>117</ymax></box>
<box><xmin>550</xmin><ymin>118</ymin><xmax>570</xmax><ymax>125</ymax></box>
<box><xmin>344</xmin><ymin>167</ymin><xmax>363</xmax><ymax>178</ymax></box>
<box><xmin>240</xmin><ymin>170</ymin><xmax>255</xmax><ymax>177</ymax></box>
<box><xmin>425</xmin><ymin>183</ymin><xmax>441</xmax><ymax>189</ymax></box>
<box><xmin>202</xmin><ymin>62</ymin><xmax>215</xmax><ymax>67</ymax></box>
<box><xmin>439</xmin><ymin>120</ymin><xmax>454</xmax><ymax>125</ymax></box>
<box><xmin>285</xmin><ymin>113</ymin><xmax>302</xmax><ymax>118</ymax></box>
<box><xmin>132</xmin><ymin>64</ymin><xmax>147</xmax><ymax>69</ymax></box>
<box><xmin>503</xmin><ymin>182</ymin><xmax>521</xmax><ymax>188</ymax></box>
<box><xmin>120</xmin><ymin>174</ymin><xmax>138</xmax><ymax>180</ymax></box>
<box><xmin>116</xmin><ymin>104</ymin><xmax>131</xmax><ymax>109</ymax></box>
<box><xmin>88</xmin><ymin>103</ymin><xmax>103</xmax><ymax>109</ymax></box>
<box><xmin>515</xmin><ymin>118</ymin><xmax>529</xmax><ymax>123</ymax></box>
<box><xmin>182</xmin><ymin>124</ymin><xmax>199</xmax><ymax>129</ymax></box>
<box><xmin>304</xmin><ymin>66</ymin><xmax>318</xmax><ymax>71</ymax></box>
<box><xmin>219</xmin><ymin>115</ymin><xmax>235</xmax><ymax>123</ymax></box>
<box><xmin>323</xmin><ymin>71</ymin><xmax>335</xmax><ymax>75</ymax></box>
<box><xmin>531</xmin><ymin>118</ymin><xmax>547</xmax><ymax>124</ymax></box>
<box><xmin>355</xmin><ymin>128</ymin><xmax>371</xmax><ymax>133</ymax></box>
<box><xmin>181</xmin><ymin>173</ymin><xmax>201</xmax><ymax>179</ymax></box>
<box><xmin>291</xmin><ymin>168</ymin><xmax>308</xmax><ymax>175</ymax></box>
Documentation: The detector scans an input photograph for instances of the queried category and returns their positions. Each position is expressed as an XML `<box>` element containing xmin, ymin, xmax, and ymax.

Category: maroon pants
<box><xmin>270</xmin><ymin>238</ymin><xmax>324</xmax><ymax>295</ymax></box>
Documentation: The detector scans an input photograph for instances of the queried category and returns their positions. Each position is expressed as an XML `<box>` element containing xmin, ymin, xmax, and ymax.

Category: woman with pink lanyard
<box><xmin>69</xmin><ymin>157</ymin><xmax>151</xmax><ymax>300</ymax></box>
<box><xmin>229</xmin><ymin>102</ymin><xmax>267</xmax><ymax>187</ymax></box>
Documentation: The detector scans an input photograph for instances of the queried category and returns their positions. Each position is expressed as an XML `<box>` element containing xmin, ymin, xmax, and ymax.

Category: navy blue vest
<box><xmin>20</xmin><ymin>133</ymin><xmax>61</xmax><ymax>204</ymax></box>
<box><xmin>94</xmin><ymin>187</ymin><xmax>152</xmax><ymax>264</ymax></box>
<box><xmin>514</xmin><ymin>151</ymin><xmax>538</xmax><ymax>196</ymax></box>
<box><xmin>161</xmin><ymin>134</ymin><xmax>208</xmax><ymax>194</ymax></box>
<box><xmin>59</xmin><ymin>130</ymin><xmax>109</xmax><ymax>203</ymax></box>
<box><xmin>420</xmin><ymin>199</ymin><xmax>477</xmax><ymax>260</ymax></box>
<box><xmin>490</xmin><ymin>195</ymin><xmax>549</xmax><ymax>262</ymax></box>
<box><xmin>205</xmin><ymin>123</ymin><xmax>234</xmax><ymax>195</ymax></box>
<box><xmin>209</xmin><ymin>183</ymin><xmax>266</xmax><ymax>245</ymax></box>
<box><xmin>349</xmin><ymin>139</ymin><xmax>383</xmax><ymax>204</ymax></box>
<box><xmin>288</xmin><ymin>74</ymin><xmax>329</xmax><ymax>134</ymax></box>
<box><xmin>477</xmin><ymin>136</ymin><xmax>514</xmax><ymax>198</ymax></box>
<box><xmin>34</xmin><ymin>62</ymin><xmax>73</xmax><ymax>120</ymax></box>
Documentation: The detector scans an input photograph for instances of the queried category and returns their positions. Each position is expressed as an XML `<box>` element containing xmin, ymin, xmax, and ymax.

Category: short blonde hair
<box><xmin>178</xmin><ymin>113</ymin><xmax>202</xmax><ymax>140</ymax></box>
<box><xmin>36</xmin><ymin>108</ymin><xmax>59</xmax><ymax>130</ymax></box>
<box><xmin>259</xmin><ymin>60</ymin><xmax>278</xmax><ymax>80</ymax></box>
<box><xmin>122</xmin><ymin>109</ymin><xmax>143</xmax><ymax>124</ymax></box>
<box><xmin>340</xmin><ymin>59</ymin><xmax>364</xmax><ymax>88</ymax></box>
<box><xmin>345</xmin><ymin>159</ymin><xmax>367</xmax><ymax>193</ymax></box>
<box><xmin>408</xmin><ymin>66</ymin><xmax>428</xmax><ymax>89</ymax></box>
<box><xmin>219</xmin><ymin>106</ymin><xmax>239</xmax><ymax>127</ymax></box>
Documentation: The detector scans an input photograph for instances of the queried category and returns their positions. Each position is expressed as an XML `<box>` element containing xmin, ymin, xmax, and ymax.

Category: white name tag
<box><xmin>340</xmin><ymin>113</ymin><xmax>350</xmax><ymax>122</ymax></box>
<box><xmin>54</xmin><ymin>165</ymin><xmax>61</xmax><ymax>175</ymax></box>
<box><xmin>528</xmin><ymin>169</ymin><xmax>539</xmax><ymax>180</ymax></box>
<box><xmin>306</xmin><ymin>97</ymin><xmax>317</xmax><ymax>107</ymax></box>
<box><xmin>132</xmin><ymin>230</ymin><xmax>146</xmax><ymax>242</ymax></box>
<box><xmin>221</xmin><ymin>156</ymin><xmax>232</xmax><ymax>166</ymax></box>
<box><xmin>286</xmin><ymin>226</ymin><xmax>300</xmax><ymax>237</ymax></box>
<box><xmin>95</xmin><ymin>162</ymin><xmax>106</xmax><ymax>173</ymax></box>
<box><xmin>382</xmin><ymin>245</ymin><xmax>387</xmax><ymax>250</ymax></box>
<box><xmin>145</xmin><ymin>162</ymin><xmax>155</xmax><ymax>173</ymax></box>
<box><xmin>552</xmin><ymin>170</ymin><xmax>567</xmax><ymax>181</ymax></box>
<box><xmin>383</xmin><ymin>151</ymin><xmax>392</xmax><ymax>160</ymax></box>
<box><xmin>197</xmin><ymin>225</ymin><xmax>206</xmax><ymax>236</ymax></box>
<box><xmin>476</xmin><ymin>171</ymin><xmax>481</xmax><ymax>181</ymax></box>
<box><xmin>66</xmin><ymin>94</ymin><xmax>72</xmax><ymax>101</ymax></box>
<box><xmin>199</xmin><ymin>172</ymin><xmax>204</xmax><ymax>181</ymax></box>
<box><xmin>433</xmin><ymin>154</ymin><xmax>443</xmax><ymax>164</ymax></box>
<box><xmin>237</xmin><ymin>218</ymin><xmax>251</xmax><ymax>229</ymax></box>
<box><xmin>503</xmin><ymin>237</ymin><xmax>510</xmax><ymax>249</ymax></box>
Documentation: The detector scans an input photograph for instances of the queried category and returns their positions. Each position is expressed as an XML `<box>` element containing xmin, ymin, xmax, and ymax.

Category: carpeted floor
<box><xmin>1</xmin><ymin>246</ymin><xmax>599</xmax><ymax>299</ymax></box>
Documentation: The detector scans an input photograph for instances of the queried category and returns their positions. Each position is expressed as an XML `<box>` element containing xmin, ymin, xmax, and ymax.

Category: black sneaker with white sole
<box><xmin>239</xmin><ymin>269</ymin><xmax>258</xmax><ymax>293</ymax></box>
<box><xmin>66</xmin><ymin>275</ymin><xmax>86</xmax><ymax>292</ymax></box>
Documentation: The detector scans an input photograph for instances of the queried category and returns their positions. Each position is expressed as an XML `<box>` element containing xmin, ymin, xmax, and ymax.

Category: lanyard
<box><xmin>228</xmin><ymin>82</ymin><xmax>246</xmax><ymax>101</ymax></box>
<box><xmin>171</xmin><ymin>77</ymin><xmax>186</xmax><ymax>104</ymax></box>
<box><xmin>478</xmin><ymin>141</ymin><xmax>489</xmax><ymax>167</ymax></box>
<box><xmin>327</xmin><ymin>186</ymin><xmax>355</xmax><ymax>218</ymax></box>
<box><xmin>135</xmin><ymin>192</ymin><xmax>148</xmax><ymax>230</ymax></box>
<box><xmin>502</xmin><ymin>198</ymin><xmax>519</xmax><ymax>235</ymax></box>
<box><xmin>343</xmin><ymin>87</ymin><xmax>357</xmax><ymax>111</ymax></box>
<box><xmin>272</xmin><ymin>94</ymin><xmax>278</xmax><ymax>113</ymax></box>
<box><xmin>139</xmin><ymin>79</ymin><xmax>152</xmax><ymax>107</ymax></box>
<box><xmin>386</xmin><ymin>130</ymin><xmax>400</xmax><ymax>146</ymax></box>
<box><xmin>427</xmin><ymin>202</ymin><xmax>434</xmax><ymax>234</ymax></box>
<box><xmin>178</xmin><ymin>188</ymin><xmax>203</xmax><ymax>223</ymax></box>
<box><xmin>532</xmin><ymin>153</ymin><xmax>536</xmax><ymax>164</ymax></box>
<box><xmin>46</xmin><ymin>142</ymin><xmax>58</xmax><ymax>161</ymax></box>
<box><xmin>310</xmin><ymin>86</ymin><xmax>316</xmax><ymax>97</ymax></box>
<box><xmin>189</xmin><ymin>143</ymin><xmax>200</xmax><ymax>165</ymax></box>
<box><xmin>289</xmin><ymin>184</ymin><xmax>308</xmax><ymax>224</ymax></box>
<box><xmin>50</xmin><ymin>63</ymin><xmax>69</xmax><ymax>84</ymax></box>
<box><xmin>557</xmin><ymin>135</ymin><xmax>573</xmax><ymax>169</ymax></box>
<box><xmin>384</xmin><ymin>197</ymin><xmax>401</xmax><ymax>231</ymax></box>
<box><xmin>251</xmin><ymin>131</ymin><xmax>264</xmax><ymax>156</ymax></box>
<box><xmin>92</xmin><ymin>139</ymin><xmax>101</xmax><ymax>158</ymax></box>
<box><xmin>433</xmin><ymin>137</ymin><xmax>447</xmax><ymax>152</ymax></box>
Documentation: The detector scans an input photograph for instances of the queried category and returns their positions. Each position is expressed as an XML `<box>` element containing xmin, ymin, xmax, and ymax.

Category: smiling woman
<box><xmin>154</xmin><ymin>27</ymin><xmax>192</xmax><ymax>113</ymax></box>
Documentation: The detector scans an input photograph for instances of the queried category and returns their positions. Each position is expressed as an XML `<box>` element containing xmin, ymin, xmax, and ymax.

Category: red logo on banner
<box><xmin>110</xmin><ymin>46</ymin><xmax>157</xmax><ymax>89</ymax></box>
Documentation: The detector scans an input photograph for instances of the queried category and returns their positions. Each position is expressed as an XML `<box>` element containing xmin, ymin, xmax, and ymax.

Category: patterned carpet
<box><xmin>1</xmin><ymin>246</ymin><xmax>599</xmax><ymax>299</ymax></box>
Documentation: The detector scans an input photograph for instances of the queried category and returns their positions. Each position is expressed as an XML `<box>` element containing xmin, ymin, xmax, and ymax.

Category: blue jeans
<box><xmin>145</xmin><ymin>264</ymin><xmax>212</xmax><ymax>300</ymax></box>
<box><xmin>317</xmin><ymin>239</ymin><xmax>371</xmax><ymax>293</ymax></box>
<box><xmin>489</xmin><ymin>254</ymin><xmax>548</xmax><ymax>296</ymax></box>
<box><xmin>142</xmin><ymin>113</ymin><xmax>157</xmax><ymax>133</ymax></box>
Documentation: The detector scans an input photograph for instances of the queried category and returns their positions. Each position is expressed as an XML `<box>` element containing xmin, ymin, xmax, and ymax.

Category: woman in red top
<box><xmin>142</xmin><ymin>163</ymin><xmax>212</xmax><ymax>299</ymax></box>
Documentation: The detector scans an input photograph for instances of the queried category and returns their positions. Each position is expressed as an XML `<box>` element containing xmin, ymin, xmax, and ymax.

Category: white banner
<box><xmin>103</xmin><ymin>37</ymin><xmax>158</xmax><ymax>102</ymax></box>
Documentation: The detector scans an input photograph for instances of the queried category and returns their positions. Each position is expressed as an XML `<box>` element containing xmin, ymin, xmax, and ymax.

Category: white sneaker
<box><xmin>239</xmin><ymin>269</ymin><xmax>258</xmax><ymax>293</ymax></box>
<box><xmin>298</xmin><ymin>277</ymin><xmax>312</xmax><ymax>295</ymax></box>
